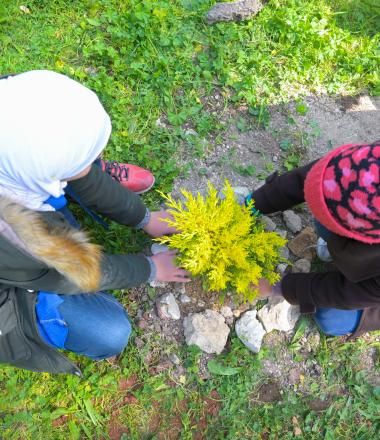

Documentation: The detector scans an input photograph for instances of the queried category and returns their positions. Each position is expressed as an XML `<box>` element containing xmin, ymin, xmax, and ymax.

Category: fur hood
<box><xmin>0</xmin><ymin>196</ymin><xmax>102</xmax><ymax>291</ymax></box>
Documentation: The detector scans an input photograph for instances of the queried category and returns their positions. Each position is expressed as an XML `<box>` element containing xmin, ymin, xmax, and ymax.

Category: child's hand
<box><xmin>256</xmin><ymin>278</ymin><xmax>283</xmax><ymax>299</ymax></box>
<box><xmin>143</xmin><ymin>210</ymin><xmax>178</xmax><ymax>238</ymax></box>
<box><xmin>151</xmin><ymin>250</ymin><xmax>191</xmax><ymax>282</ymax></box>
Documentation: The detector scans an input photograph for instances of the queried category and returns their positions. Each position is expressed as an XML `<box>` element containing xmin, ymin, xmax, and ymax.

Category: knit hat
<box><xmin>304</xmin><ymin>142</ymin><xmax>380</xmax><ymax>244</ymax></box>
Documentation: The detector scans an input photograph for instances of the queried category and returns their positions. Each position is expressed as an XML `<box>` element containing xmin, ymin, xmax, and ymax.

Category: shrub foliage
<box><xmin>157</xmin><ymin>181</ymin><xmax>286</xmax><ymax>301</ymax></box>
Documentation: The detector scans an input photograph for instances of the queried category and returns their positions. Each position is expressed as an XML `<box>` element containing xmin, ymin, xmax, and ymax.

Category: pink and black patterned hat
<box><xmin>304</xmin><ymin>142</ymin><xmax>380</xmax><ymax>244</ymax></box>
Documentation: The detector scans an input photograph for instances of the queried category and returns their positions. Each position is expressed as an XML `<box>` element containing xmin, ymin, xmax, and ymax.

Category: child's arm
<box><xmin>67</xmin><ymin>163</ymin><xmax>147</xmax><ymax>226</ymax></box>
<box><xmin>250</xmin><ymin>160</ymin><xmax>317</xmax><ymax>214</ymax></box>
<box><xmin>262</xmin><ymin>271</ymin><xmax>380</xmax><ymax>313</ymax></box>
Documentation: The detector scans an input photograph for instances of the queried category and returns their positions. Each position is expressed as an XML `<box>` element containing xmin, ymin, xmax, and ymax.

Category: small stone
<box><xmin>272</xmin><ymin>155</ymin><xmax>278</xmax><ymax>162</ymax></box>
<box><xmin>168</xmin><ymin>353</ymin><xmax>181</xmax><ymax>365</ymax></box>
<box><xmin>257</xmin><ymin>297</ymin><xmax>300</xmax><ymax>333</ymax></box>
<box><xmin>183</xmin><ymin>310</ymin><xmax>230</xmax><ymax>354</ymax></box>
<box><xmin>180</xmin><ymin>294</ymin><xmax>192</xmax><ymax>304</ymax></box>
<box><xmin>292</xmin><ymin>259</ymin><xmax>311</xmax><ymax>273</ymax></box>
<box><xmin>233</xmin><ymin>310</ymin><xmax>242</xmax><ymax>318</ymax></box>
<box><xmin>288</xmin><ymin>227</ymin><xmax>317</xmax><ymax>261</ymax></box>
<box><xmin>283</xmin><ymin>210</ymin><xmax>302</xmax><ymax>234</ymax></box>
<box><xmin>156</xmin><ymin>293</ymin><xmax>181</xmax><ymax>320</ymax></box>
<box><xmin>277</xmin><ymin>263</ymin><xmax>288</xmax><ymax>274</ymax></box>
<box><xmin>156</xmin><ymin>117</ymin><xmax>167</xmax><ymax>128</ymax></box>
<box><xmin>235</xmin><ymin>310</ymin><xmax>266</xmax><ymax>353</ymax></box>
<box><xmin>280</xmin><ymin>246</ymin><xmax>290</xmax><ymax>260</ymax></box>
<box><xmin>176</xmin><ymin>283</ymin><xmax>187</xmax><ymax>295</ymax></box>
<box><xmin>151</xmin><ymin>243</ymin><xmax>170</xmax><ymax>255</ymax></box>
<box><xmin>260</xmin><ymin>215</ymin><xmax>276</xmax><ymax>232</ymax></box>
<box><xmin>220</xmin><ymin>306</ymin><xmax>233</xmax><ymax>318</ymax></box>
<box><xmin>185</xmin><ymin>128</ymin><xmax>198</xmax><ymax>136</ymax></box>
<box><xmin>219</xmin><ymin>186</ymin><xmax>250</xmax><ymax>205</ymax></box>
<box><xmin>149</xmin><ymin>280</ymin><xmax>168</xmax><ymax>288</ymax></box>
<box><xmin>198</xmin><ymin>300</ymin><xmax>206</xmax><ymax>308</ymax></box>
<box><xmin>206</xmin><ymin>0</ymin><xmax>263</xmax><ymax>25</ymax></box>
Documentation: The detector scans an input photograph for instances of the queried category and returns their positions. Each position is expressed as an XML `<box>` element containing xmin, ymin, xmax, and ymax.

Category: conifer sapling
<box><xmin>156</xmin><ymin>181</ymin><xmax>286</xmax><ymax>301</ymax></box>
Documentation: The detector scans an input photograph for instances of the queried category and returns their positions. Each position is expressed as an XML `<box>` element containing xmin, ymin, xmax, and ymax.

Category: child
<box><xmin>0</xmin><ymin>70</ymin><xmax>189</xmax><ymax>375</ymax></box>
<box><xmin>249</xmin><ymin>141</ymin><xmax>380</xmax><ymax>337</ymax></box>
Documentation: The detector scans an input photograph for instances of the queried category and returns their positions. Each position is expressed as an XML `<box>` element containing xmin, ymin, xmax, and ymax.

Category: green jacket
<box><xmin>0</xmin><ymin>164</ymin><xmax>151</xmax><ymax>374</ymax></box>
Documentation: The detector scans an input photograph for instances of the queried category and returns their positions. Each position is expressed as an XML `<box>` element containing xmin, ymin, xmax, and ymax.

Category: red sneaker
<box><xmin>100</xmin><ymin>160</ymin><xmax>155</xmax><ymax>194</ymax></box>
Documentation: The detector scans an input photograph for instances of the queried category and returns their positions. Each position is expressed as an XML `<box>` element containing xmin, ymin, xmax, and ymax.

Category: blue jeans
<box><xmin>313</xmin><ymin>220</ymin><xmax>362</xmax><ymax>336</ymax></box>
<box><xmin>37</xmin><ymin>291</ymin><xmax>131</xmax><ymax>360</ymax></box>
<box><xmin>36</xmin><ymin>189</ymin><xmax>132</xmax><ymax>360</ymax></box>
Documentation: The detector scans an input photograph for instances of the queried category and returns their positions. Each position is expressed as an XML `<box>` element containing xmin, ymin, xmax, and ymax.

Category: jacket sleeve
<box><xmin>67</xmin><ymin>163</ymin><xmax>147</xmax><ymax>226</ymax></box>
<box><xmin>251</xmin><ymin>161</ymin><xmax>317</xmax><ymax>214</ymax></box>
<box><xmin>0</xmin><ymin>252</ymin><xmax>151</xmax><ymax>295</ymax></box>
<box><xmin>281</xmin><ymin>271</ymin><xmax>380</xmax><ymax>312</ymax></box>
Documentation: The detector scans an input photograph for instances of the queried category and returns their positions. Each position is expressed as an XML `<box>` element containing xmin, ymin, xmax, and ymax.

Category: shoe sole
<box><xmin>133</xmin><ymin>177</ymin><xmax>155</xmax><ymax>195</ymax></box>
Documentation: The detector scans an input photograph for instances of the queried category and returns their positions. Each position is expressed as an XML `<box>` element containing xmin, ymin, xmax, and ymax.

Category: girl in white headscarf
<box><xmin>0</xmin><ymin>71</ymin><xmax>188</xmax><ymax>374</ymax></box>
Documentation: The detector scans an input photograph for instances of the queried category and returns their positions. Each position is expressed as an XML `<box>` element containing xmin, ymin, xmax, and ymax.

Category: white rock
<box><xmin>235</xmin><ymin>310</ymin><xmax>266</xmax><ymax>353</ymax></box>
<box><xmin>185</xmin><ymin>128</ymin><xmax>198</xmax><ymax>136</ymax></box>
<box><xmin>233</xmin><ymin>309</ymin><xmax>242</xmax><ymax>318</ymax></box>
<box><xmin>257</xmin><ymin>297</ymin><xmax>300</xmax><ymax>332</ymax></box>
<box><xmin>149</xmin><ymin>280</ymin><xmax>168</xmax><ymax>288</ymax></box>
<box><xmin>156</xmin><ymin>293</ymin><xmax>181</xmax><ymax>320</ymax></box>
<box><xmin>220</xmin><ymin>306</ymin><xmax>233</xmax><ymax>318</ymax></box>
<box><xmin>292</xmin><ymin>258</ymin><xmax>311</xmax><ymax>273</ymax></box>
<box><xmin>180</xmin><ymin>293</ymin><xmax>192</xmax><ymax>304</ymax></box>
<box><xmin>260</xmin><ymin>215</ymin><xmax>276</xmax><ymax>232</ymax></box>
<box><xmin>283</xmin><ymin>210</ymin><xmax>302</xmax><ymax>233</ymax></box>
<box><xmin>151</xmin><ymin>243</ymin><xmax>170</xmax><ymax>255</ymax></box>
<box><xmin>183</xmin><ymin>310</ymin><xmax>230</xmax><ymax>354</ymax></box>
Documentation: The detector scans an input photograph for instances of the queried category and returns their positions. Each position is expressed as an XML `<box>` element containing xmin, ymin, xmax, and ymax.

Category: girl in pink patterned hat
<box><xmin>248</xmin><ymin>140</ymin><xmax>380</xmax><ymax>337</ymax></box>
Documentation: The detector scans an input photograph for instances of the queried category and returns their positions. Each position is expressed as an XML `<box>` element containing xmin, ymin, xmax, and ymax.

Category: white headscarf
<box><xmin>0</xmin><ymin>70</ymin><xmax>111</xmax><ymax>211</ymax></box>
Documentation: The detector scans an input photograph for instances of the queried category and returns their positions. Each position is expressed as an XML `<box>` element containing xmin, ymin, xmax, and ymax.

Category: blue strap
<box><xmin>64</xmin><ymin>185</ymin><xmax>109</xmax><ymax>230</ymax></box>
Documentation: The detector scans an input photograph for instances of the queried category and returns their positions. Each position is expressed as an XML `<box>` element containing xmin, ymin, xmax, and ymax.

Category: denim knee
<box><xmin>58</xmin><ymin>292</ymin><xmax>133</xmax><ymax>360</ymax></box>
<box><xmin>314</xmin><ymin>307</ymin><xmax>362</xmax><ymax>336</ymax></box>
<box><xmin>100</xmin><ymin>312</ymin><xmax>132</xmax><ymax>357</ymax></box>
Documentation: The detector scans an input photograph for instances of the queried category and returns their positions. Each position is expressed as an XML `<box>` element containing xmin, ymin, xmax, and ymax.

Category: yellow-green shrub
<box><xmin>156</xmin><ymin>181</ymin><xmax>286</xmax><ymax>301</ymax></box>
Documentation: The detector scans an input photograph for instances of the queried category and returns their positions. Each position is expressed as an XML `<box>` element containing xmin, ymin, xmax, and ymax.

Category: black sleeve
<box><xmin>251</xmin><ymin>161</ymin><xmax>317</xmax><ymax>214</ymax></box>
<box><xmin>67</xmin><ymin>164</ymin><xmax>147</xmax><ymax>226</ymax></box>
<box><xmin>0</xmin><ymin>252</ymin><xmax>151</xmax><ymax>295</ymax></box>
<box><xmin>281</xmin><ymin>271</ymin><xmax>380</xmax><ymax>313</ymax></box>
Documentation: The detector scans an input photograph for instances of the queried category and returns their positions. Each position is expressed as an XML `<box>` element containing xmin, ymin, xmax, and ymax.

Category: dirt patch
<box><xmin>308</xmin><ymin>397</ymin><xmax>332</xmax><ymax>412</ymax></box>
<box><xmin>254</xmin><ymin>381</ymin><xmax>282</xmax><ymax>403</ymax></box>
<box><xmin>118</xmin><ymin>374</ymin><xmax>140</xmax><ymax>392</ymax></box>
<box><xmin>173</xmin><ymin>94</ymin><xmax>380</xmax><ymax>197</ymax></box>
<box><xmin>108</xmin><ymin>416</ymin><xmax>129</xmax><ymax>440</ymax></box>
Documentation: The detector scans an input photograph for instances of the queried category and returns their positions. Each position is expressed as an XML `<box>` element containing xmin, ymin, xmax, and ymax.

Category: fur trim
<box><xmin>0</xmin><ymin>196</ymin><xmax>102</xmax><ymax>291</ymax></box>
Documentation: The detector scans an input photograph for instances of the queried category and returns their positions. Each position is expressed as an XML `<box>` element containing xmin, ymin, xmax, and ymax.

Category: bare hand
<box><xmin>151</xmin><ymin>250</ymin><xmax>191</xmax><ymax>282</ymax></box>
<box><xmin>255</xmin><ymin>278</ymin><xmax>282</xmax><ymax>299</ymax></box>
<box><xmin>143</xmin><ymin>210</ymin><xmax>178</xmax><ymax>238</ymax></box>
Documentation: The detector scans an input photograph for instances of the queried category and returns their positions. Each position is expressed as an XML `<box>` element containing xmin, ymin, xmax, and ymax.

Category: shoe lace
<box><xmin>104</xmin><ymin>161</ymin><xmax>129</xmax><ymax>182</ymax></box>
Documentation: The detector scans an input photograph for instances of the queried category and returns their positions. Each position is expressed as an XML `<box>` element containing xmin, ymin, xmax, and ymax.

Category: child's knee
<box><xmin>314</xmin><ymin>308</ymin><xmax>362</xmax><ymax>336</ymax></box>
<box><xmin>104</xmin><ymin>314</ymin><xmax>132</xmax><ymax>356</ymax></box>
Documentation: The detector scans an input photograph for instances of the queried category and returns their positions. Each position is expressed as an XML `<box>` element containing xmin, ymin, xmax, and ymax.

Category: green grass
<box><xmin>0</xmin><ymin>0</ymin><xmax>379</xmax><ymax>438</ymax></box>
